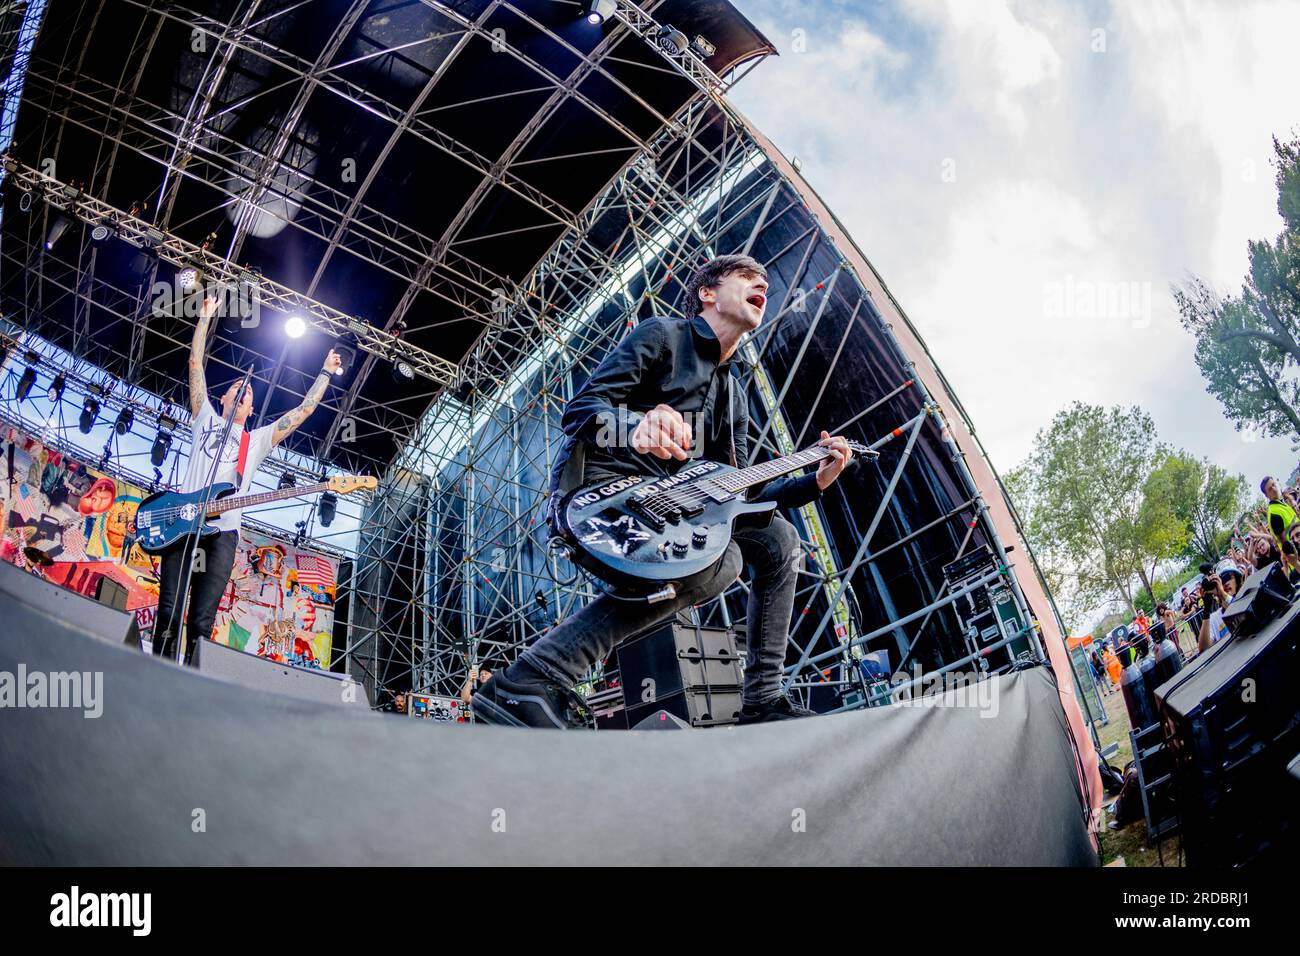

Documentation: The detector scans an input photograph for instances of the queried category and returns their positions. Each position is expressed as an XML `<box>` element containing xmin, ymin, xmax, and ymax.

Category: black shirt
<box><xmin>547</xmin><ymin>314</ymin><xmax>823</xmax><ymax>517</ymax></box>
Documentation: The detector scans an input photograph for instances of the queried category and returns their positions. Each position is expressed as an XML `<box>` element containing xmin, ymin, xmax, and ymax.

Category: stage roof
<box><xmin>1</xmin><ymin>0</ymin><xmax>775</xmax><ymax>470</ymax></box>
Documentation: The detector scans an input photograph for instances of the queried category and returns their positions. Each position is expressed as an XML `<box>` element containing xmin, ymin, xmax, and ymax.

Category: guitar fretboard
<box><xmin>210</xmin><ymin>481</ymin><xmax>333</xmax><ymax>514</ymax></box>
<box><xmin>713</xmin><ymin>446</ymin><xmax>835</xmax><ymax>493</ymax></box>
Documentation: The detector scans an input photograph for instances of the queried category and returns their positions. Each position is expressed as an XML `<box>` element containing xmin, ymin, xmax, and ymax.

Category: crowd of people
<box><xmin>1088</xmin><ymin>471</ymin><xmax>1300</xmax><ymax>698</ymax></box>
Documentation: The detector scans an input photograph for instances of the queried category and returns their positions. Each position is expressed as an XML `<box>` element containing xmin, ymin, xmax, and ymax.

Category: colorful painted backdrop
<box><xmin>0</xmin><ymin>421</ymin><xmax>336</xmax><ymax>666</ymax></box>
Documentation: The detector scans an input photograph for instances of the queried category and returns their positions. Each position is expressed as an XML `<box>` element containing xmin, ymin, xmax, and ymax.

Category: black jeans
<box><xmin>152</xmin><ymin>530</ymin><xmax>239</xmax><ymax>668</ymax></box>
<box><xmin>520</xmin><ymin>513</ymin><xmax>804</xmax><ymax>705</ymax></box>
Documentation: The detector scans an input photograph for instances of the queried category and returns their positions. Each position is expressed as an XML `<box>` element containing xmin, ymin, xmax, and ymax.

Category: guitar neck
<box><xmin>209</xmin><ymin>481</ymin><xmax>332</xmax><ymax>515</ymax></box>
<box><xmin>713</xmin><ymin>446</ymin><xmax>834</xmax><ymax>494</ymax></box>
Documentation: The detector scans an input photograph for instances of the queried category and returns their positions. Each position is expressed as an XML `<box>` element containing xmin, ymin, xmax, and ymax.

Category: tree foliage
<box><xmin>1176</xmin><ymin>135</ymin><xmax>1300</xmax><ymax>442</ymax></box>
<box><xmin>1005</xmin><ymin>402</ymin><xmax>1164</xmax><ymax>624</ymax></box>
<box><xmin>1006</xmin><ymin>405</ymin><xmax>1247</xmax><ymax>626</ymax></box>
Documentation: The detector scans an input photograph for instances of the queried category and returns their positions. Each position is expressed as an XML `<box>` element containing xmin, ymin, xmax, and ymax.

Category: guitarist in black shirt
<box><xmin>473</xmin><ymin>255</ymin><xmax>854</xmax><ymax>727</ymax></box>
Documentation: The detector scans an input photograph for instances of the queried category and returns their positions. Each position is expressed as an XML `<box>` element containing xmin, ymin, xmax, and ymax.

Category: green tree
<box><xmin>1142</xmin><ymin>451</ymin><xmax>1248</xmax><ymax>565</ymax></box>
<box><xmin>1005</xmin><ymin>402</ymin><xmax>1165</xmax><ymax>618</ymax></box>
<box><xmin>1176</xmin><ymin>136</ymin><xmax>1300</xmax><ymax>441</ymax></box>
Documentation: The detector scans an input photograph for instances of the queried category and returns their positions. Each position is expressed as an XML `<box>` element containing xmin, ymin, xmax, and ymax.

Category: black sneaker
<box><xmin>739</xmin><ymin>694</ymin><xmax>817</xmax><ymax>724</ymax></box>
<box><xmin>471</xmin><ymin>669</ymin><xmax>584</xmax><ymax>729</ymax></box>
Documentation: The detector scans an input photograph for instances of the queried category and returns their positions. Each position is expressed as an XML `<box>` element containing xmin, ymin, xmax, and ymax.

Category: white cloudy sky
<box><xmin>729</xmin><ymin>0</ymin><xmax>1300</xmax><ymax>485</ymax></box>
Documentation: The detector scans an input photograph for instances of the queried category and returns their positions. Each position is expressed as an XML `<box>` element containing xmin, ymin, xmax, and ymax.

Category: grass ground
<box><xmin>1090</xmin><ymin>623</ymin><xmax>1191</xmax><ymax>866</ymax></box>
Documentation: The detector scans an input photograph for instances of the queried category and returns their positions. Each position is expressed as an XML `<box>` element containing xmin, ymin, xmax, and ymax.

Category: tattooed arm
<box><xmin>189</xmin><ymin>296</ymin><xmax>220</xmax><ymax>418</ymax></box>
<box><xmin>271</xmin><ymin>349</ymin><xmax>342</xmax><ymax>447</ymax></box>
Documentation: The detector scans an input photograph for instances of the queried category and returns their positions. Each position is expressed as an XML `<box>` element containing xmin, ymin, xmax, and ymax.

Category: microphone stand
<box><xmin>161</xmin><ymin>364</ymin><xmax>254</xmax><ymax>668</ymax></box>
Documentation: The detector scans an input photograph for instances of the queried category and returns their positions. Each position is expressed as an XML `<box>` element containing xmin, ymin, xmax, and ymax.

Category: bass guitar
<box><xmin>134</xmin><ymin>475</ymin><xmax>377</xmax><ymax>554</ymax></box>
<box><xmin>555</xmin><ymin>441</ymin><xmax>873</xmax><ymax>597</ymax></box>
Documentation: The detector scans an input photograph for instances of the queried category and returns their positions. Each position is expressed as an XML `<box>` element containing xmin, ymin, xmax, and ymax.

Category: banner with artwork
<box><xmin>214</xmin><ymin>527</ymin><xmax>336</xmax><ymax>668</ymax></box>
<box><xmin>0</xmin><ymin>421</ymin><xmax>335</xmax><ymax>666</ymax></box>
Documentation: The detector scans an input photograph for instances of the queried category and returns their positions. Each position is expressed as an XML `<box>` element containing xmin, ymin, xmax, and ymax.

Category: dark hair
<box><xmin>682</xmin><ymin>254</ymin><xmax>767</xmax><ymax>315</ymax></box>
<box><xmin>1254</xmin><ymin>538</ymin><xmax>1279</xmax><ymax>570</ymax></box>
<box><xmin>1261</xmin><ymin>476</ymin><xmax>1275</xmax><ymax>494</ymax></box>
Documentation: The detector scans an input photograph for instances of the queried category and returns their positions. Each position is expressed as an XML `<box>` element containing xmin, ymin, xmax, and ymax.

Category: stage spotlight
<box><xmin>177</xmin><ymin>266</ymin><xmax>201</xmax><ymax>290</ymax></box>
<box><xmin>114</xmin><ymin>405</ymin><xmax>135</xmax><ymax>437</ymax></box>
<box><xmin>277</xmin><ymin>471</ymin><xmax>296</xmax><ymax>490</ymax></box>
<box><xmin>18</xmin><ymin>189</ymin><xmax>33</xmax><ymax>213</ymax></box>
<box><xmin>656</xmin><ymin>24</ymin><xmax>689</xmax><ymax>55</ymax></box>
<box><xmin>79</xmin><ymin>385</ymin><xmax>103</xmax><ymax>433</ymax></box>
<box><xmin>16</xmin><ymin>365</ymin><xmax>37</xmax><ymax>402</ymax></box>
<box><xmin>47</xmin><ymin>373</ymin><xmax>66</xmax><ymax>404</ymax></box>
<box><xmin>149</xmin><ymin>431</ymin><xmax>172</xmax><ymax>467</ymax></box>
<box><xmin>89</xmin><ymin>221</ymin><xmax>114</xmax><ymax>246</ymax></box>
<box><xmin>150</xmin><ymin>413</ymin><xmax>177</xmax><ymax>467</ymax></box>
<box><xmin>583</xmin><ymin>0</ymin><xmax>615</xmax><ymax>24</ymax></box>
<box><xmin>318</xmin><ymin>491</ymin><xmax>337</xmax><ymax>527</ymax></box>
<box><xmin>391</xmin><ymin>360</ymin><xmax>415</xmax><ymax>383</ymax></box>
<box><xmin>44</xmin><ymin>214</ymin><xmax>71</xmax><ymax>250</ymax></box>
<box><xmin>284</xmin><ymin>315</ymin><xmax>306</xmax><ymax>339</ymax></box>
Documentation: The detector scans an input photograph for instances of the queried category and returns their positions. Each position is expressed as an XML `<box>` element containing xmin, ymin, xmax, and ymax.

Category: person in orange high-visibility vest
<box><xmin>1103</xmin><ymin>645</ymin><xmax>1122</xmax><ymax>687</ymax></box>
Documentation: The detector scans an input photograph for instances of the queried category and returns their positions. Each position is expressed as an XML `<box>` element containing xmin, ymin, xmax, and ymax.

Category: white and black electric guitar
<box><xmin>555</xmin><ymin>441</ymin><xmax>873</xmax><ymax>596</ymax></box>
<box><xmin>134</xmin><ymin>475</ymin><xmax>377</xmax><ymax>554</ymax></box>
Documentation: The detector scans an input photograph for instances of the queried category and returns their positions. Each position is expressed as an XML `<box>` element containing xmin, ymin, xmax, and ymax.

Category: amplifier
<box><xmin>615</xmin><ymin>617</ymin><xmax>744</xmax><ymax>728</ymax></box>
<box><xmin>1155</xmin><ymin>596</ymin><xmax>1300</xmax><ymax>866</ymax></box>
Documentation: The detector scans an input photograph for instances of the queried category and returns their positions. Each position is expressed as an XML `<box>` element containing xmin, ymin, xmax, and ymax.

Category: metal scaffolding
<box><xmin>0</xmin><ymin>0</ymin><xmax>1053</xmax><ymax>714</ymax></box>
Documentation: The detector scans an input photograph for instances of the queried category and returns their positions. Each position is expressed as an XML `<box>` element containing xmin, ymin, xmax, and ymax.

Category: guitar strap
<box><xmin>235</xmin><ymin>428</ymin><xmax>250</xmax><ymax>488</ymax></box>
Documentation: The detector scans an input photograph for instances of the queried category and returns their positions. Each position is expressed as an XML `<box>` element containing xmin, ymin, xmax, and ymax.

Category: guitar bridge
<box><xmin>627</xmin><ymin>494</ymin><xmax>667</xmax><ymax>531</ymax></box>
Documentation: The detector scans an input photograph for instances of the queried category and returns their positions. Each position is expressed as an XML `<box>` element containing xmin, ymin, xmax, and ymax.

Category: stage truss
<box><xmin>0</xmin><ymin>0</ymin><xmax>1068</xmax><ymax>716</ymax></box>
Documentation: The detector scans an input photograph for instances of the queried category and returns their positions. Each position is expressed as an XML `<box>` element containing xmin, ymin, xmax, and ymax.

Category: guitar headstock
<box><xmin>327</xmin><ymin>475</ymin><xmax>379</xmax><ymax>495</ymax></box>
<box><xmin>845</xmin><ymin>440</ymin><xmax>877</xmax><ymax>457</ymax></box>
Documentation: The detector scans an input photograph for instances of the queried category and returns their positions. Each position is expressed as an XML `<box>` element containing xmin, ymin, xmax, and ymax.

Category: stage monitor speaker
<box><xmin>0</xmin><ymin>558</ymin><xmax>134</xmax><ymax>646</ymax></box>
<box><xmin>624</xmin><ymin>686</ymin><xmax>742</xmax><ymax>729</ymax></box>
<box><xmin>616</xmin><ymin>618</ymin><xmax>743</xmax><ymax>728</ymax></box>
<box><xmin>631</xmin><ymin>710</ymin><xmax>693</xmax><ymax>730</ymax></box>
<box><xmin>1222</xmin><ymin>561</ymin><xmax>1293</xmax><ymax>637</ymax></box>
<box><xmin>1156</xmin><ymin>597</ymin><xmax>1300</xmax><ymax>866</ymax></box>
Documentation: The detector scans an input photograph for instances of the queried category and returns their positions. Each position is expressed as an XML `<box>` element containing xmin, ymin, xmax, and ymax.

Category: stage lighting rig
<box><xmin>15</xmin><ymin>351</ymin><xmax>40</xmax><ymax>401</ymax></box>
<box><xmin>177</xmin><ymin>265</ymin><xmax>201</xmax><ymax>291</ymax></box>
<box><xmin>318</xmin><ymin>491</ymin><xmax>337</xmax><ymax>527</ymax></box>
<box><xmin>151</xmin><ymin>413</ymin><xmax>178</xmax><ymax>467</ymax></box>
<box><xmin>691</xmin><ymin>34</ymin><xmax>716</xmax><ymax>58</ymax></box>
<box><xmin>89</xmin><ymin>218</ymin><xmax>115</xmax><ymax>246</ymax></box>
<box><xmin>79</xmin><ymin>384</ymin><xmax>104</xmax><ymax>433</ymax></box>
<box><xmin>655</xmin><ymin>24</ymin><xmax>689</xmax><ymax>56</ymax></box>
<box><xmin>583</xmin><ymin>0</ymin><xmax>615</xmax><ymax>25</ymax></box>
<box><xmin>44</xmin><ymin>213</ymin><xmax>72</xmax><ymax>250</ymax></box>
<box><xmin>47</xmin><ymin>372</ymin><xmax>66</xmax><ymax>404</ymax></box>
<box><xmin>284</xmin><ymin>315</ymin><xmax>306</xmax><ymax>339</ymax></box>
<box><xmin>114</xmin><ymin>405</ymin><xmax>135</xmax><ymax>437</ymax></box>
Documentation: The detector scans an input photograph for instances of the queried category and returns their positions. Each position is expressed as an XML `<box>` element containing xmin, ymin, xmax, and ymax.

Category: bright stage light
<box><xmin>44</xmin><ymin>214</ymin><xmax>70</xmax><ymax>250</ymax></box>
<box><xmin>285</xmin><ymin>316</ymin><xmax>307</xmax><ymax>339</ymax></box>
<box><xmin>584</xmin><ymin>0</ymin><xmax>615</xmax><ymax>24</ymax></box>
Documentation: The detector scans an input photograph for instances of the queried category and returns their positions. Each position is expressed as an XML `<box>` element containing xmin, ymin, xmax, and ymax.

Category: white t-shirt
<box><xmin>181</xmin><ymin>399</ymin><xmax>275</xmax><ymax>533</ymax></box>
<box><xmin>1207</xmin><ymin>607</ymin><xmax>1231</xmax><ymax>647</ymax></box>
